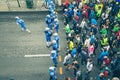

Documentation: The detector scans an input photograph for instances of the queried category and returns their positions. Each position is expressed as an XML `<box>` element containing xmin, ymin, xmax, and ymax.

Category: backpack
<box><xmin>103</xmin><ymin>70</ymin><xmax>109</xmax><ymax>77</ymax></box>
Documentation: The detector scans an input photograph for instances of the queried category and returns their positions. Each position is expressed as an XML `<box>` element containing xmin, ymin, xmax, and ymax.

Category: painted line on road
<box><xmin>59</xmin><ymin>67</ymin><xmax>63</xmax><ymax>75</ymax></box>
<box><xmin>24</xmin><ymin>54</ymin><xmax>50</xmax><ymax>57</ymax></box>
<box><xmin>58</xmin><ymin>55</ymin><xmax>62</xmax><ymax>62</ymax></box>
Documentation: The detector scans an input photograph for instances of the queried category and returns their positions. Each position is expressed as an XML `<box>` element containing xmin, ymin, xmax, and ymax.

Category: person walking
<box><xmin>72</xmin><ymin>61</ymin><xmax>80</xmax><ymax>76</ymax></box>
<box><xmin>50</xmin><ymin>50</ymin><xmax>58</xmax><ymax>67</ymax></box>
<box><xmin>49</xmin><ymin>66</ymin><xmax>57</xmax><ymax>80</ymax></box>
<box><xmin>81</xmin><ymin>48</ymin><xmax>87</xmax><ymax>65</ymax></box>
<box><xmin>15</xmin><ymin>16</ymin><xmax>31</xmax><ymax>33</ymax></box>
<box><xmin>53</xmin><ymin>33</ymin><xmax>60</xmax><ymax>50</ymax></box>
<box><xmin>44</xmin><ymin>27</ymin><xmax>52</xmax><ymax>47</ymax></box>
<box><xmin>86</xmin><ymin>58</ymin><xmax>93</xmax><ymax>74</ymax></box>
<box><xmin>63</xmin><ymin>52</ymin><xmax>71</xmax><ymax>70</ymax></box>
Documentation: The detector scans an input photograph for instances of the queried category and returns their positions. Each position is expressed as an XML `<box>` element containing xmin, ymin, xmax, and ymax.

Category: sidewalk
<box><xmin>0</xmin><ymin>0</ymin><xmax>62</xmax><ymax>12</ymax></box>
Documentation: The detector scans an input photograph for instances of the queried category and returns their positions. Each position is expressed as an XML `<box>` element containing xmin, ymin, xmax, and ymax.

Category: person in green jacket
<box><xmin>65</xmin><ymin>24</ymin><xmax>71</xmax><ymax>35</ymax></box>
<box><xmin>100</xmin><ymin>27</ymin><xmax>107</xmax><ymax>35</ymax></box>
<box><xmin>112</xmin><ymin>24</ymin><xmax>120</xmax><ymax>33</ymax></box>
<box><xmin>64</xmin><ymin>24</ymin><xmax>71</xmax><ymax>40</ymax></box>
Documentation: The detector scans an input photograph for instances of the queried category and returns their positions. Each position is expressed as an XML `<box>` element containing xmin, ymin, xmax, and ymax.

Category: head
<box><xmin>45</xmin><ymin>27</ymin><xmax>50</xmax><ymax>31</ymax></box>
<box><xmin>86</xmin><ymin>35</ymin><xmax>89</xmax><ymax>39</ymax></box>
<box><xmin>112</xmin><ymin>77</ymin><xmax>119</xmax><ymax>80</ymax></box>
<box><xmin>99</xmin><ymin>72</ymin><xmax>104</xmax><ymax>77</ymax></box>
<box><xmin>74</xmin><ymin>61</ymin><xmax>78</xmax><ymax>64</ymax></box>
<box><xmin>53</xmin><ymin>33</ymin><xmax>58</xmax><ymax>37</ymax></box>
<box><xmin>104</xmin><ymin>56</ymin><xmax>108</xmax><ymax>59</ymax></box>
<box><xmin>47</xmin><ymin>15</ymin><xmax>50</xmax><ymax>18</ymax></box>
<box><xmin>54</xmin><ymin>18</ymin><xmax>58</xmax><ymax>22</ymax></box>
<box><xmin>52</xmin><ymin>40</ymin><xmax>56</xmax><ymax>44</ymax></box>
<box><xmin>15</xmin><ymin>16</ymin><xmax>19</xmax><ymax>19</ymax></box>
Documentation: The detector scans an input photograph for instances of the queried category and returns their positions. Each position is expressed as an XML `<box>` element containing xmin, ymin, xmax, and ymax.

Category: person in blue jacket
<box><xmin>50</xmin><ymin>11</ymin><xmax>57</xmax><ymax>18</ymax></box>
<box><xmin>54</xmin><ymin>19</ymin><xmax>59</xmax><ymax>33</ymax></box>
<box><xmin>112</xmin><ymin>2</ymin><xmax>119</xmax><ymax>16</ymax></box>
<box><xmin>52</xmin><ymin>40</ymin><xmax>58</xmax><ymax>56</ymax></box>
<box><xmin>53</xmin><ymin>33</ymin><xmax>60</xmax><ymax>49</ymax></box>
<box><xmin>97</xmin><ymin>49</ymin><xmax>109</xmax><ymax>65</ymax></box>
<box><xmin>68</xmin><ymin>8</ymin><xmax>73</xmax><ymax>21</ymax></box>
<box><xmin>50</xmin><ymin>50</ymin><xmax>58</xmax><ymax>67</ymax></box>
<box><xmin>46</xmin><ymin>0</ymin><xmax>52</xmax><ymax>7</ymax></box>
<box><xmin>91</xmin><ymin>18</ymin><xmax>97</xmax><ymax>26</ymax></box>
<box><xmin>48</xmin><ymin>1</ymin><xmax>55</xmax><ymax>12</ymax></box>
<box><xmin>89</xmin><ymin>9</ymin><xmax>95</xmax><ymax>21</ymax></box>
<box><xmin>71</xmin><ymin>47</ymin><xmax>77</xmax><ymax>59</ymax></box>
<box><xmin>44</xmin><ymin>27</ymin><xmax>52</xmax><ymax>47</ymax></box>
<box><xmin>15</xmin><ymin>16</ymin><xmax>31</xmax><ymax>33</ymax></box>
<box><xmin>50</xmin><ymin>11</ymin><xmax>57</xmax><ymax>26</ymax></box>
<box><xmin>49</xmin><ymin>66</ymin><xmax>57</xmax><ymax>80</ymax></box>
<box><xmin>45</xmin><ymin>15</ymin><xmax>52</xmax><ymax>29</ymax></box>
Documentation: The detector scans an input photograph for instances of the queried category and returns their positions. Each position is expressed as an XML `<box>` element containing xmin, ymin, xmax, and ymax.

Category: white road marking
<box><xmin>24</xmin><ymin>54</ymin><xmax>50</xmax><ymax>57</ymax></box>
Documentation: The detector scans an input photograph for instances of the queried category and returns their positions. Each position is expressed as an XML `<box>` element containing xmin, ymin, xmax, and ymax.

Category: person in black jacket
<box><xmin>94</xmin><ymin>37</ymin><xmax>99</xmax><ymax>55</ymax></box>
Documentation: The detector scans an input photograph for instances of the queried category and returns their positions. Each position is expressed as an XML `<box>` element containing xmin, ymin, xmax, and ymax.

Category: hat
<box><xmin>104</xmin><ymin>56</ymin><xmax>108</xmax><ymax>59</ymax></box>
<box><xmin>64</xmin><ymin>9</ymin><xmax>68</xmax><ymax>12</ymax></box>
<box><xmin>47</xmin><ymin>15</ymin><xmax>50</xmax><ymax>17</ymax></box>
<box><xmin>86</xmin><ymin>35</ymin><xmax>89</xmax><ymax>38</ymax></box>
<box><xmin>116</xmin><ymin>2</ymin><xmax>119</xmax><ymax>4</ymax></box>
<box><xmin>105</xmin><ymin>67</ymin><xmax>109</xmax><ymax>70</ymax></box>
<box><xmin>52</xmin><ymin>40</ymin><xmax>56</xmax><ymax>44</ymax></box>
<box><xmin>112</xmin><ymin>77</ymin><xmax>120</xmax><ymax>80</ymax></box>
<box><xmin>51</xmin><ymin>50</ymin><xmax>56</xmax><ymax>54</ymax></box>
<box><xmin>15</xmin><ymin>16</ymin><xmax>19</xmax><ymax>19</ymax></box>
<box><xmin>53</xmin><ymin>33</ymin><xmax>58</xmax><ymax>36</ymax></box>
<box><xmin>45</xmin><ymin>27</ymin><xmax>50</xmax><ymax>31</ymax></box>
<box><xmin>54</xmin><ymin>19</ymin><xmax>58</xmax><ymax>22</ymax></box>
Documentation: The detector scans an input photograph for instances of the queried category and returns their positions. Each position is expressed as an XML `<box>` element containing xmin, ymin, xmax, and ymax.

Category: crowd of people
<box><xmin>44</xmin><ymin>0</ymin><xmax>120</xmax><ymax>80</ymax></box>
<box><xmin>62</xmin><ymin>0</ymin><xmax>120</xmax><ymax>80</ymax></box>
<box><xmin>44</xmin><ymin>0</ymin><xmax>60</xmax><ymax>80</ymax></box>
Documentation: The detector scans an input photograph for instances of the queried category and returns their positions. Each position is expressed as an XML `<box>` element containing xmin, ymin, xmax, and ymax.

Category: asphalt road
<box><xmin>0</xmin><ymin>12</ymin><xmax>112</xmax><ymax>80</ymax></box>
<box><xmin>0</xmin><ymin>12</ymin><xmax>67</xmax><ymax>80</ymax></box>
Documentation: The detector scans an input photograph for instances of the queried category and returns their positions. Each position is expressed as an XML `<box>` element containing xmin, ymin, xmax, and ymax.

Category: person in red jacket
<box><xmin>116</xmin><ymin>29</ymin><xmax>120</xmax><ymax>37</ymax></box>
<box><xmin>64</xmin><ymin>0</ymin><xmax>69</xmax><ymax>8</ymax></box>
<box><xmin>103</xmin><ymin>56</ymin><xmax>110</xmax><ymax>66</ymax></box>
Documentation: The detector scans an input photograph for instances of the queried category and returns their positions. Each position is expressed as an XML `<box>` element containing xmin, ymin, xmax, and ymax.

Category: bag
<box><xmin>104</xmin><ymin>70</ymin><xmax>109</xmax><ymax>77</ymax></box>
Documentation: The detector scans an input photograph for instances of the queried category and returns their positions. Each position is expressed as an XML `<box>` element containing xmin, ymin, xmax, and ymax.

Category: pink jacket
<box><xmin>88</xmin><ymin>45</ymin><xmax>94</xmax><ymax>54</ymax></box>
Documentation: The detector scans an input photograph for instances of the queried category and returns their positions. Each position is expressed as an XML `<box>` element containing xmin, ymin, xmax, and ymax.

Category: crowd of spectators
<box><xmin>62</xmin><ymin>0</ymin><xmax>120</xmax><ymax>80</ymax></box>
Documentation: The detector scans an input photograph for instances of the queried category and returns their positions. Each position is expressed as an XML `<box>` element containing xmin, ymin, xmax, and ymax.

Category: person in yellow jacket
<box><xmin>69</xmin><ymin>41</ymin><xmax>74</xmax><ymax>53</ymax></box>
<box><xmin>95</xmin><ymin>3</ymin><xmax>103</xmax><ymax>19</ymax></box>
<box><xmin>100</xmin><ymin>35</ymin><xmax>108</xmax><ymax>47</ymax></box>
<box><xmin>82</xmin><ymin>0</ymin><xmax>87</xmax><ymax>6</ymax></box>
<box><xmin>117</xmin><ymin>11</ymin><xmax>120</xmax><ymax>22</ymax></box>
<box><xmin>95</xmin><ymin>3</ymin><xmax>103</xmax><ymax>12</ymax></box>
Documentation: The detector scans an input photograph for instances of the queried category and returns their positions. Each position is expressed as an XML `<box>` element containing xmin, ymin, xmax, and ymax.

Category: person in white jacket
<box><xmin>80</xmin><ymin>18</ymin><xmax>87</xmax><ymax>29</ymax></box>
<box><xmin>86</xmin><ymin>58</ymin><xmax>93</xmax><ymax>73</ymax></box>
<box><xmin>63</xmin><ymin>52</ymin><xmax>71</xmax><ymax>70</ymax></box>
<box><xmin>84</xmin><ymin>35</ymin><xmax>90</xmax><ymax>48</ymax></box>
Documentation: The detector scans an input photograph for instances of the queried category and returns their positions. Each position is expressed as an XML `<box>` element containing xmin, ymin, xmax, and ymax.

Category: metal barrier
<box><xmin>0</xmin><ymin>0</ymin><xmax>49</xmax><ymax>11</ymax></box>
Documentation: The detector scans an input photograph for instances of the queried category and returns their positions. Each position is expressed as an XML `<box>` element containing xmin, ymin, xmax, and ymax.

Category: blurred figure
<box><xmin>15</xmin><ymin>16</ymin><xmax>31</xmax><ymax>33</ymax></box>
<box><xmin>49</xmin><ymin>66</ymin><xmax>57</xmax><ymax>80</ymax></box>
<box><xmin>50</xmin><ymin>50</ymin><xmax>58</xmax><ymax>67</ymax></box>
<box><xmin>52</xmin><ymin>40</ymin><xmax>59</xmax><ymax>57</ymax></box>
<box><xmin>44</xmin><ymin>27</ymin><xmax>52</xmax><ymax>47</ymax></box>
<box><xmin>72</xmin><ymin>61</ymin><xmax>80</xmax><ymax>76</ymax></box>
<box><xmin>63</xmin><ymin>52</ymin><xmax>71</xmax><ymax>70</ymax></box>
<box><xmin>53</xmin><ymin>33</ymin><xmax>60</xmax><ymax>50</ymax></box>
